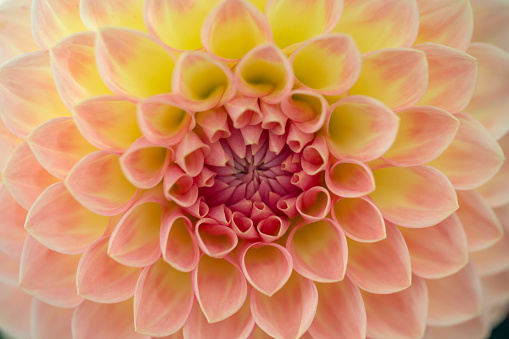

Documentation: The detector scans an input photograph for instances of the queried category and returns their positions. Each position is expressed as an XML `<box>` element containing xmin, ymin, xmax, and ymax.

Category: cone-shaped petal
<box><xmin>73</xmin><ymin>96</ymin><xmax>142</xmax><ymax>152</ymax></box>
<box><xmin>95</xmin><ymin>27</ymin><xmax>175</xmax><ymax>100</ymax></box>
<box><xmin>427</xmin><ymin>314</ymin><xmax>490</xmax><ymax>339</ymax></box>
<box><xmin>399</xmin><ymin>214</ymin><xmax>468</xmax><ymax>279</ymax></box>
<box><xmin>426</xmin><ymin>262</ymin><xmax>483</xmax><ymax>326</ymax></box>
<box><xmin>347</xmin><ymin>222</ymin><xmax>411</xmax><ymax>294</ymax></box>
<box><xmin>287</xmin><ymin>219</ymin><xmax>347</xmax><ymax>282</ymax></box>
<box><xmin>290</xmin><ymin>34</ymin><xmax>361</xmax><ymax>95</ymax></box>
<box><xmin>65</xmin><ymin>151</ymin><xmax>138</xmax><ymax>216</ymax></box>
<box><xmin>184</xmin><ymin>297</ymin><xmax>255</xmax><ymax>339</ymax></box>
<box><xmin>196</xmin><ymin>108</ymin><xmax>230</xmax><ymax>143</ymax></box>
<box><xmin>0</xmin><ymin>281</ymin><xmax>32</xmax><ymax>339</ymax></box>
<box><xmin>201</xmin><ymin>0</ymin><xmax>272</xmax><ymax>60</ymax></box>
<box><xmin>327</xmin><ymin>96</ymin><xmax>399</xmax><ymax>162</ymax></box>
<box><xmin>326</xmin><ymin>160</ymin><xmax>375</xmax><ymax>198</ymax></box>
<box><xmin>109</xmin><ymin>199</ymin><xmax>163</xmax><ymax>267</ymax></box>
<box><xmin>134</xmin><ymin>259</ymin><xmax>193</xmax><ymax>336</ymax></box>
<box><xmin>383</xmin><ymin>106</ymin><xmax>459</xmax><ymax>167</ymax></box>
<box><xmin>50</xmin><ymin>32</ymin><xmax>113</xmax><ymax>109</ymax></box>
<box><xmin>331</xmin><ymin>197</ymin><xmax>386</xmax><ymax>243</ymax></box>
<box><xmin>370</xmin><ymin>166</ymin><xmax>458</xmax><ymax>228</ymax></box>
<box><xmin>20</xmin><ymin>235</ymin><xmax>82</xmax><ymax>308</ymax></box>
<box><xmin>362</xmin><ymin>275</ymin><xmax>428</xmax><ymax>339</ymax></box>
<box><xmin>27</xmin><ymin>117</ymin><xmax>97</xmax><ymax>180</ymax></box>
<box><xmin>415</xmin><ymin>43</ymin><xmax>478</xmax><ymax>113</ymax></box>
<box><xmin>2</xmin><ymin>141</ymin><xmax>59</xmax><ymax>210</ymax></box>
<box><xmin>429</xmin><ymin>113</ymin><xmax>505</xmax><ymax>190</ymax></box>
<box><xmin>25</xmin><ymin>182</ymin><xmax>109</xmax><ymax>255</ymax></box>
<box><xmin>172</xmin><ymin>52</ymin><xmax>235</xmax><ymax>111</ymax></box>
<box><xmin>0</xmin><ymin>121</ymin><xmax>22</xmax><ymax>170</ymax></box>
<box><xmin>281</xmin><ymin>90</ymin><xmax>327</xmax><ymax>134</ymax></box>
<box><xmin>32</xmin><ymin>0</ymin><xmax>86</xmax><ymax>50</ymax></box>
<box><xmin>250</xmin><ymin>272</ymin><xmax>318</xmax><ymax>339</ymax></box>
<box><xmin>193</xmin><ymin>256</ymin><xmax>247</xmax><ymax>323</ymax></box>
<box><xmin>195</xmin><ymin>219</ymin><xmax>238</xmax><ymax>259</ymax></box>
<box><xmin>77</xmin><ymin>236</ymin><xmax>141</xmax><ymax>303</ymax></box>
<box><xmin>309</xmin><ymin>277</ymin><xmax>366</xmax><ymax>339</ymax></box>
<box><xmin>266</xmin><ymin>0</ymin><xmax>342</xmax><ymax>49</ymax></box>
<box><xmin>174</xmin><ymin>131</ymin><xmax>210</xmax><ymax>177</ymax></box>
<box><xmin>225</xmin><ymin>96</ymin><xmax>263</xmax><ymax>129</ymax></box>
<box><xmin>0</xmin><ymin>184</ymin><xmax>27</xmax><ymax>260</ymax></box>
<box><xmin>0</xmin><ymin>51</ymin><xmax>70</xmax><ymax>137</ymax></box>
<box><xmin>163</xmin><ymin>165</ymin><xmax>198</xmax><ymax>208</ymax></box>
<box><xmin>260</xmin><ymin>103</ymin><xmax>287</xmax><ymax>135</ymax></box>
<box><xmin>72</xmin><ymin>299</ymin><xmax>144</xmax><ymax>339</ymax></box>
<box><xmin>414</xmin><ymin>0</ymin><xmax>474</xmax><ymax>51</ymax></box>
<box><xmin>301</xmin><ymin>136</ymin><xmax>328</xmax><ymax>175</ymax></box>
<box><xmin>30</xmin><ymin>298</ymin><xmax>74</xmax><ymax>339</ymax></box>
<box><xmin>80</xmin><ymin>0</ymin><xmax>146</xmax><ymax>31</ymax></box>
<box><xmin>295</xmin><ymin>187</ymin><xmax>331</xmax><ymax>222</ymax></box>
<box><xmin>478</xmin><ymin>133</ymin><xmax>509</xmax><ymax>207</ymax></box>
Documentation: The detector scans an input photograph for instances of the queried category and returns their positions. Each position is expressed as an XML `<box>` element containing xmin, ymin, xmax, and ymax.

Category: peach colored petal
<box><xmin>300</xmin><ymin>135</ymin><xmax>328</xmax><ymax>176</ymax></box>
<box><xmin>77</xmin><ymin>236</ymin><xmax>141</xmax><ymax>303</ymax></box>
<box><xmin>399</xmin><ymin>214</ymin><xmax>468</xmax><ymax>279</ymax></box>
<box><xmin>327</xmin><ymin>95</ymin><xmax>399</xmax><ymax>162</ymax></box>
<box><xmin>163</xmin><ymin>164</ymin><xmax>198</xmax><ymax>208</ymax></box>
<box><xmin>80</xmin><ymin>0</ymin><xmax>146</xmax><ymax>31</ymax></box>
<box><xmin>32</xmin><ymin>0</ymin><xmax>86</xmax><ymax>50</ymax></box>
<box><xmin>151</xmin><ymin>329</ymin><xmax>183</xmax><ymax>339</ymax></box>
<box><xmin>20</xmin><ymin>235</ymin><xmax>82</xmax><ymax>308</ymax></box>
<box><xmin>65</xmin><ymin>151</ymin><xmax>138</xmax><ymax>216</ymax></box>
<box><xmin>259</xmin><ymin>103</ymin><xmax>287</xmax><ymax>135</ymax></box>
<box><xmin>331</xmin><ymin>197</ymin><xmax>386</xmax><ymax>243</ymax></box>
<box><xmin>249</xmin><ymin>325</ymin><xmax>273</xmax><ymax>339</ymax></box>
<box><xmin>309</xmin><ymin>277</ymin><xmax>366</xmax><ymax>339</ymax></box>
<box><xmin>349</xmin><ymin>48</ymin><xmax>428</xmax><ymax>110</ymax></box>
<box><xmin>427</xmin><ymin>313</ymin><xmax>490</xmax><ymax>339</ymax></box>
<box><xmin>195</xmin><ymin>107</ymin><xmax>230</xmax><ymax>143</ymax></box>
<box><xmin>414</xmin><ymin>0</ymin><xmax>474</xmax><ymax>51</ymax></box>
<box><xmin>30</xmin><ymin>298</ymin><xmax>74</xmax><ymax>339</ymax></box>
<box><xmin>257</xmin><ymin>215</ymin><xmax>289</xmax><ymax>242</ymax></box>
<box><xmin>266</xmin><ymin>0</ymin><xmax>342</xmax><ymax>49</ymax></box>
<box><xmin>195</xmin><ymin>219</ymin><xmax>238</xmax><ymax>258</ymax></box>
<box><xmin>174</xmin><ymin>131</ymin><xmax>210</xmax><ymax>177</ymax></box>
<box><xmin>325</xmin><ymin>159</ymin><xmax>375</xmax><ymax>198</ymax></box>
<box><xmin>225</xmin><ymin>96</ymin><xmax>263</xmax><ymax>130</ymax></box>
<box><xmin>0</xmin><ymin>51</ymin><xmax>70</xmax><ymax>137</ymax></box>
<box><xmin>250</xmin><ymin>272</ymin><xmax>318</xmax><ymax>339</ymax></box>
<box><xmin>134</xmin><ymin>259</ymin><xmax>193</xmax><ymax>336</ymax></box>
<box><xmin>286</xmin><ymin>123</ymin><xmax>314</xmax><ymax>154</ymax></box>
<box><xmin>471</xmin><ymin>0</ymin><xmax>509</xmax><ymax>52</ymax></box>
<box><xmin>25</xmin><ymin>182</ymin><xmax>109</xmax><ymax>255</ymax></box>
<box><xmin>347</xmin><ymin>222</ymin><xmax>411</xmax><ymax>294</ymax></box>
<box><xmin>370</xmin><ymin>166</ymin><xmax>458</xmax><ymax>228</ymax></box>
<box><xmin>0</xmin><ymin>282</ymin><xmax>32</xmax><ymax>339</ymax></box>
<box><xmin>332</xmin><ymin>0</ymin><xmax>419</xmax><ymax>53</ymax></box>
<box><xmin>482</xmin><ymin>270</ymin><xmax>509</xmax><ymax>306</ymax></box>
<box><xmin>0</xmin><ymin>249</ymin><xmax>21</xmax><ymax>287</ymax></box>
<box><xmin>193</xmin><ymin>256</ymin><xmax>247</xmax><ymax>323</ymax></box>
<box><xmin>478</xmin><ymin>133</ymin><xmax>509</xmax><ymax>207</ymax></box>
<box><xmin>231</xmin><ymin>211</ymin><xmax>257</xmax><ymax>239</ymax></box>
<box><xmin>287</xmin><ymin>219</ymin><xmax>347</xmax><ymax>282</ymax></box>
<box><xmin>2</xmin><ymin>141</ymin><xmax>59</xmax><ymax>210</ymax></box>
<box><xmin>27</xmin><ymin>117</ymin><xmax>97</xmax><ymax>180</ymax></box>
<box><xmin>295</xmin><ymin>186</ymin><xmax>331</xmax><ymax>222</ymax></box>
<box><xmin>95</xmin><ymin>27</ymin><xmax>175</xmax><ymax>100</ymax></box>
<box><xmin>0</xmin><ymin>120</ymin><xmax>22</xmax><ymax>171</ymax></box>
<box><xmin>0</xmin><ymin>183</ymin><xmax>27</xmax><ymax>260</ymax></box>
<box><xmin>383</xmin><ymin>106</ymin><xmax>459</xmax><ymax>167</ymax></box>
<box><xmin>362</xmin><ymin>275</ymin><xmax>428</xmax><ymax>339</ymax></box>
<box><xmin>281</xmin><ymin>90</ymin><xmax>327</xmax><ymax>134</ymax></box>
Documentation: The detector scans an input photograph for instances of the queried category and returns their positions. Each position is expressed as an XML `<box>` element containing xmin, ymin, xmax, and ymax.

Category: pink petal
<box><xmin>295</xmin><ymin>186</ymin><xmax>331</xmax><ymax>222</ymax></box>
<box><xmin>478</xmin><ymin>132</ymin><xmax>509</xmax><ymax>207</ymax></box>
<box><xmin>347</xmin><ymin>222</ymin><xmax>411</xmax><ymax>294</ymax></box>
<box><xmin>0</xmin><ymin>248</ymin><xmax>21</xmax><ymax>287</ymax></box>
<box><xmin>250</xmin><ymin>272</ymin><xmax>318</xmax><ymax>339</ymax></box>
<box><xmin>80</xmin><ymin>0</ymin><xmax>146</xmax><ymax>31</ymax></box>
<box><xmin>195</xmin><ymin>219</ymin><xmax>238</xmax><ymax>258</ymax></box>
<box><xmin>309</xmin><ymin>277</ymin><xmax>366</xmax><ymax>339</ymax></box>
<box><xmin>325</xmin><ymin>159</ymin><xmax>375</xmax><ymax>198</ymax></box>
<box><xmin>77</xmin><ymin>236</ymin><xmax>141</xmax><ymax>303</ymax></box>
<box><xmin>193</xmin><ymin>256</ymin><xmax>247</xmax><ymax>323</ymax></box>
<box><xmin>429</xmin><ymin>113</ymin><xmax>505</xmax><ymax>190</ymax></box>
<box><xmin>134</xmin><ymin>259</ymin><xmax>193</xmax><ymax>336</ymax></box>
<box><xmin>370</xmin><ymin>166</ymin><xmax>458</xmax><ymax>228</ymax></box>
<box><xmin>301</xmin><ymin>135</ymin><xmax>329</xmax><ymax>175</ymax></box>
<box><xmin>0</xmin><ymin>120</ymin><xmax>22</xmax><ymax>170</ymax></box>
<box><xmin>20</xmin><ymin>235</ymin><xmax>83</xmax><ymax>308</ymax></box>
<box><xmin>399</xmin><ymin>214</ymin><xmax>468</xmax><ymax>279</ymax></box>
<box><xmin>0</xmin><ymin>183</ymin><xmax>27</xmax><ymax>260</ymax></box>
<box><xmin>481</xmin><ymin>270</ymin><xmax>509</xmax><ymax>306</ymax></box>
<box><xmin>65</xmin><ymin>151</ymin><xmax>138</xmax><ymax>216</ymax></box>
<box><xmin>195</xmin><ymin>107</ymin><xmax>230</xmax><ymax>143</ymax></box>
<box><xmin>0</xmin><ymin>282</ymin><xmax>32</xmax><ymax>339</ymax></box>
<box><xmin>163</xmin><ymin>164</ymin><xmax>198</xmax><ymax>208</ymax></box>
<box><xmin>174</xmin><ymin>131</ymin><xmax>210</xmax><ymax>177</ymax></box>
<box><xmin>225</xmin><ymin>96</ymin><xmax>263</xmax><ymax>129</ymax></box>
<box><xmin>326</xmin><ymin>95</ymin><xmax>399</xmax><ymax>162</ymax></box>
<box><xmin>25</xmin><ymin>182</ymin><xmax>109</xmax><ymax>255</ymax></box>
<box><xmin>286</xmin><ymin>123</ymin><xmax>314</xmax><ymax>153</ymax></box>
<box><xmin>427</xmin><ymin>313</ymin><xmax>490</xmax><ymax>339</ymax></box>
<box><xmin>257</xmin><ymin>215</ymin><xmax>289</xmax><ymax>242</ymax></box>
<box><xmin>281</xmin><ymin>90</ymin><xmax>327</xmax><ymax>134</ymax></box>
<box><xmin>260</xmin><ymin>102</ymin><xmax>288</xmax><ymax>135</ymax></box>
<box><xmin>31</xmin><ymin>298</ymin><xmax>74</xmax><ymax>339</ymax></box>
<box><xmin>471</xmin><ymin>0</ymin><xmax>509</xmax><ymax>52</ymax></box>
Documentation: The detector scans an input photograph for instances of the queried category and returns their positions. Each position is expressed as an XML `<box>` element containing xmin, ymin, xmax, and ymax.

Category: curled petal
<box><xmin>174</xmin><ymin>131</ymin><xmax>210</xmax><ymax>177</ymax></box>
<box><xmin>325</xmin><ymin>159</ymin><xmax>375</xmax><ymax>198</ymax></box>
<box><xmin>347</xmin><ymin>222</ymin><xmax>411</xmax><ymax>294</ymax></box>
<box><xmin>196</xmin><ymin>108</ymin><xmax>230</xmax><ymax>143</ymax></box>
<box><xmin>134</xmin><ymin>259</ymin><xmax>193</xmax><ymax>336</ymax></box>
<box><xmin>383</xmin><ymin>106</ymin><xmax>459</xmax><ymax>167</ymax></box>
<box><xmin>327</xmin><ymin>96</ymin><xmax>399</xmax><ymax>162</ymax></box>
<box><xmin>478</xmin><ymin>133</ymin><xmax>509</xmax><ymax>207</ymax></box>
<box><xmin>257</xmin><ymin>215</ymin><xmax>288</xmax><ymax>242</ymax></box>
<box><xmin>65</xmin><ymin>151</ymin><xmax>138</xmax><ymax>216</ymax></box>
<box><xmin>296</xmin><ymin>187</ymin><xmax>331</xmax><ymax>222</ymax></box>
<box><xmin>286</xmin><ymin>123</ymin><xmax>314</xmax><ymax>153</ymax></box>
<box><xmin>163</xmin><ymin>165</ymin><xmax>198</xmax><ymax>208</ymax></box>
<box><xmin>96</xmin><ymin>27</ymin><xmax>175</xmax><ymax>100</ymax></box>
<box><xmin>225</xmin><ymin>96</ymin><xmax>263</xmax><ymax>130</ymax></box>
<box><xmin>281</xmin><ymin>90</ymin><xmax>327</xmax><ymax>134</ymax></box>
<box><xmin>301</xmin><ymin>136</ymin><xmax>329</xmax><ymax>175</ymax></box>
<box><xmin>370</xmin><ymin>166</ymin><xmax>458</xmax><ymax>228</ymax></box>
<box><xmin>429</xmin><ymin>113</ymin><xmax>505</xmax><ymax>190</ymax></box>
<box><xmin>195</xmin><ymin>219</ymin><xmax>238</xmax><ymax>258</ymax></box>
<box><xmin>80</xmin><ymin>0</ymin><xmax>146</xmax><ymax>31</ymax></box>
<box><xmin>260</xmin><ymin>103</ymin><xmax>287</xmax><ymax>136</ymax></box>
<box><xmin>31</xmin><ymin>298</ymin><xmax>74</xmax><ymax>339</ymax></box>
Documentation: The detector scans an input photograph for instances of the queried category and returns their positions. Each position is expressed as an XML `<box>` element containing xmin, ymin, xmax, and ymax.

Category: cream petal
<box><xmin>30</xmin><ymin>298</ymin><xmax>74</xmax><ymax>339</ymax></box>
<box><xmin>80</xmin><ymin>0</ymin><xmax>146</xmax><ymax>31</ymax></box>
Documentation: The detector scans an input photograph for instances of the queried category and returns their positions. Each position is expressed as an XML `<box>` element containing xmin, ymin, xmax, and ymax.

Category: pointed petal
<box><xmin>134</xmin><ymin>259</ymin><xmax>193</xmax><ymax>336</ymax></box>
<box><xmin>31</xmin><ymin>298</ymin><xmax>74</xmax><ymax>339</ymax></box>
<box><xmin>80</xmin><ymin>0</ymin><xmax>146</xmax><ymax>32</ymax></box>
<box><xmin>427</xmin><ymin>313</ymin><xmax>490</xmax><ymax>339</ymax></box>
<box><xmin>250</xmin><ymin>272</ymin><xmax>318</xmax><ymax>339</ymax></box>
<box><xmin>325</xmin><ymin>159</ymin><xmax>375</xmax><ymax>198</ymax></box>
<box><xmin>347</xmin><ymin>222</ymin><xmax>411</xmax><ymax>294</ymax></box>
<box><xmin>20</xmin><ymin>235</ymin><xmax>82</xmax><ymax>308</ymax></box>
<box><xmin>0</xmin><ymin>183</ymin><xmax>27</xmax><ymax>260</ymax></box>
<box><xmin>370</xmin><ymin>166</ymin><xmax>458</xmax><ymax>228</ymax></box>
<box><xmin>193</xmin><ymin>256</ymin><xmax>247</xmax><ymax>323</ymax></box>
<box><xmin>65</xmin><ymin>151</ymin><xmax>138</xmax><ymax>216</ymax></box>
<box><xmin>327</xmin><ymin>96</ymin><xmax>399</xmax><ymax>162</ymax></box>
<box><xmin>295</xmin><ymin>186</ymin><xmax>331</xmax><ymax>222</ymax></box>
<box><xmin>95</xmin><ymin>27</ymin><xmax>175</xmax><ymax>100</ymax></box>
<box><xmin>0</xmin><ymin>282</ymin><xmax>32</xmax><ymax>339</ymax></box>
<box><xmin>478</xmin><ymin>133</ymin><xmax>509</xmax><ymax>207</ymax></box>
<box><xmin>399</xmin><ymin>214</ymin><xmax>468</xmax><ymax>279</ymax></box>
<box><xmin>281</xmin><ymin>90</ymin><xmax>327</xmax><ymax>134</ymax></box>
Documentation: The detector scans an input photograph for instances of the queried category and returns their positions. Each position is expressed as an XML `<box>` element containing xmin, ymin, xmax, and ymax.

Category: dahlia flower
<box><xmin>0</xmin><ymin>0</ymin><xmax>508</xmax><ymax>338</ymax></box>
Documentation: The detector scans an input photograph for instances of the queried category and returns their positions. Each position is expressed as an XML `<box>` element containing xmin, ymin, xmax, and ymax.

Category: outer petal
<box><xmin>0</xmin><ymin>249</ymin><xmax>21</xmax><ymax>287</ymax></box>
<box><xmin>20</xmin><ymin>235</ymin><xmax>82</xmax><ymax>308</ymax></box>
<box><xmin>0</xmin><ymin>120</ymin><xmax>22</xmax><ymax>171</ymax></box>
<box><xmin>427</xmin><ymin>313</ymin><xmax>490</xmax><ymax>339</ymax></box>
<box><xmin>471</xmin><ymin>0</ymin><xmax>509</xmax><ymax>52</ymax></box>
<box><xmin>349</xmin><ymin>48</ymin><xmax>428</xmax><ymax>110</ymax></box>
<box><xmin>347</xmin><ymin>222</ymin><xmax>411</xmax><ymax>294</ymax></box>
<box><xmin>134</xmin><ymin>259</ymin><xmax>193</xmax><ymax>336</ymax></box>
<box><xmin>30</xmin><ymin>298</ymin><xmax>74</xmax><ymax>339</ymax></box>
<box><xmin>250</xmin><ymin>272</ymin><xmax>318</xmax><ymax>339</ymax></box>
<box><xmin>0</xmin><ymin>282</ymin><xmax>32</xmax><ymax>339</ymax></box>
<box><xmin>478</xmin><ymin>132</ymin><xmax>509</xmax><ymax>207</ymax></box>
<box><xmin>95</xmin><ymin>27</ymin><xmax>175</xmax><ymax>100</ymax></box>
<box><xmin>0</xmin><ymin>183</ymin><xmax>27</xmax><ymax>261</ymax></box>
<box><xmin>370</xmin><ymin>166</ymin><xmax>458</xmax><ymax>228</ymax></box>
<box><xmin>332</xmin><ymin>0</ymin><xmax>419</xmax><ymax>53</ymax></box>
<box><xmin>80</xmin><ymin>0</ymin><xmax>146</xmax><ymax>32</ymax></box>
